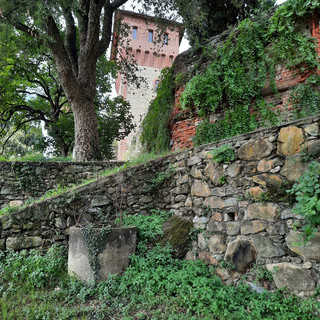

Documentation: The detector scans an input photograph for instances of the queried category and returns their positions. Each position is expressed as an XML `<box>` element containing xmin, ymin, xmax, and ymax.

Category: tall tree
<box><xmin>0</xmin><ymin>0</ymin><xmax>136</xmax><ymax>160</ymax></box>
<box><xmin>174</xmin><ymin>0</ymin><xmax>275</xmax><ymax>44</ymax></box>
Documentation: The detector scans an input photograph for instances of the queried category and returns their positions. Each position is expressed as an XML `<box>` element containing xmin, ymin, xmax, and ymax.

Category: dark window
<box><xmin>148</xmin><ymin>30</ymin><xmax>153</xmax><ymax>43</ymax></box>
<box><xmin>164</xmin><ymin>33</ymin><xmax>169</xmax><ymax>45</ymax></box>
<box><xmin>132</xmin><ymin>27</ymin><xmax>138</xmax><ymax>40</ymax></box>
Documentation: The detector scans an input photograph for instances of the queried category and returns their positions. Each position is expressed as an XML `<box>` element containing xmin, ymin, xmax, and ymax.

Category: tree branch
<box><xmin>62</xmin><ymin>4</ymin><xmax>79</xmax><ymax>76</ymax></box>
<box><xmin>111</xmin><ymin>0</ymin><xmax>128</xmax><ymax>11</ymax></box>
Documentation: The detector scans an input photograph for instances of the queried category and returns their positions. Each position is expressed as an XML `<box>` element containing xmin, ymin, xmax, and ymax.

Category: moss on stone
<box><xmin>160</xmin><ymin>215</ymin><xmax>193</xmax><ymax>258</ymax></box>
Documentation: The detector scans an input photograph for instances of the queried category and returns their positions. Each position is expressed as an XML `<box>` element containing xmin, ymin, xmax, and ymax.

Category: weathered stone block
<box><xmin>187</xmin><ymin>156</ymin><xmax>201</xmax><ymax>166</ymax></box>
<box><xmin>91</xmin><ymin>196</ymin><xmax>110</xmax><ymax>207</ymax></box>
<box><xmin>68</xmin><ymin>226</ymin><xmax>137</xmax><ymax>283</ymax></box>
<box><xmin>203</xmin><ymin>197</ymin><xmax>225</xmax><ymax>209</ymax></box>
<box><xmin>208</xmin><ymin>235</ymin><xmax>226</xmax><ymax>254</ymax></box>
<box><xmin>266</xmin><ymin>263</ymin><xmax>316</xmax><ymax>293</ymax></box>
<box><xmin>224</xmin><ymin>198</ymin><xmax>238</xmax><ymax>207</ymax></box>
<box><xmin>245</xmin><ymin>203</ymin><xmax>278</xmax><ymax>222</ymax></box>
<box><xmin>280</xmin><ymin>156</ymin><xmax>308</xmax><ymax>181</ymax></box>
<box><xmin>190</xmin><ymin>167</ymin><xmax>203</xmax><ymax>179</ymax></box>
<box><xmin>191</xmin><ymin>180</ymin><xmax>210</xmax><ymax>197</ymax></box>
<box><xmin>241</xmin><ymin>221</ymin><xmax>267</xmax><ymax>235</ymax></box>
<box><xmin>252</xmin><ymin>174</ymin><xmax>282</xmax><ymax>186</ymax></box>
<box><xmin>207</xmin><ymin>221</ymin><xmax>224</xmax><ymax>232</ymax></box>
<box><xmin>257</xmin><ymin>159</ymin><xmax>275</xmax><ymax>172</ymax></box>
<box><xmin>6</xmin><ymin>236</ymin><xmax>42</xmax><ymax>250</ymax></box>
<box><xmin>237</xmin><ymin>137</ymin><xmax>273</xmax><ymax>160</ymax></box>
<box><xmin>249</xmin><ymin>187</ymin><xmax>264</xmax><ymax>200</ymax></box>
<box><xmin>277</xmin><ymin>126</ymin><xmax>305</xmax><ymax>156</ymax></box>
<box><xmin>304</xmin><ymin>123</ymin><xmax>319</xmax><ymax>136</ymax></box>
<box><xmin>226</xmin><ymin>222</ymin><xmax>240</xmax><ymax>236</ymax></box>
<box><xmin>286</xmin><ymin>232</ymin><xmax>320</xmax><ymax>261</ymax></box>
<box><xmin>253</xmin><ymin>235</ymin><xmax>285</xmax><ymax>258</ymax></box>
<box><xmin>199</xmin><ymin>251</ymin><xmax>218</xmax><ymax>265</ymax></box>
<box><xmin>161</xmin><ymin>215</ymin><xmax>193</xmax><ymax>258</ymax></box>
<box><xmin>204</xmin><ymin>162</ymin><xmax>224</xmax><ymax>185</ymax></box>
<box><xmin>227</xmin><ymin>163</ymin><xmax>241</xmax><ymax>177</ymax></box>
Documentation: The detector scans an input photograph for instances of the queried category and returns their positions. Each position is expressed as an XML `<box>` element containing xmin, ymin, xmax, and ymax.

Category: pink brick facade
<box><xmin>170</xmin><ymin>12</ymin><xmax>320</xmax><ymax>151</ymax></box>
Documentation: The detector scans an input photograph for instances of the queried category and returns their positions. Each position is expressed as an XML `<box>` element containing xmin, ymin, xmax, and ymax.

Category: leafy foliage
<box><xmin>174</xmin><ymin>0</ymin><xmax>275</xmax><ymax>44</ymax></box>
<box><xmin>209</xmin><ymin>144</ymin><xmax>236</xmax><ymax>164</ymax></box>
<box><xmin>2</xmin><ymin>211</ymin><xmax>320</xmax><ymax>319</ymax></box>
<box><xmin>288</xmin><ymin>78</ymin><xmax>320</xmax><ymax>120</ymax></box>
<box><xmin>181</xmin><ymin>0</ymin><xmax>319</xmax><ymax>146</ymax></box>
<box><xmin>287</xmin><ymin>161</ymin><xmax>320</xmax><ymax>242</ymax></box>
<box><xmin>141</xmin><ymin>67</ymin><xmax>175</xmax><ymax>153</ymax></box>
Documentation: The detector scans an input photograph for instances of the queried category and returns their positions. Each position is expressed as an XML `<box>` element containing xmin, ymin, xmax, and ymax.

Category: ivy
<box><xmin>81</xmin><ymin>225</ymin><xmax>111</xmax><ymax>282</ymax></box>
<box><xmin>141</xmin><ymin>67</ymin><xmax>174</xmax><ymax>153</ymax></box>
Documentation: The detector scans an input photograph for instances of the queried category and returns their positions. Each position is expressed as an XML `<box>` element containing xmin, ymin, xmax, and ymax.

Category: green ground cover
<box><xmin>1</xmin><ymin>211</ymin><xmax>320</xmax><ymax>320</ymax></box>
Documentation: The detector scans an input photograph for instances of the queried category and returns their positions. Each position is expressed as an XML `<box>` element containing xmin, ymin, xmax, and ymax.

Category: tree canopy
<box><xmin>0</xmin><ymin>25</ymin><xmax>134</xmax><ymax>158</ymax></box>
<box><xmin>174</xmin><ymin>0</ymin><xmax>276</xmax><ymax>44</ymax></box>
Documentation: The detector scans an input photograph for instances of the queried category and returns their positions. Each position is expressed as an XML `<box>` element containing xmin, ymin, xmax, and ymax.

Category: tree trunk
<box><xmin>71</xmin><ymin>98</ymin><xmax>101</xmax><ymax>161</ymax></box>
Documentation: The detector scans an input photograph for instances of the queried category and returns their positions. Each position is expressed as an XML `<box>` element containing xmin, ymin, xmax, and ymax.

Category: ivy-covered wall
<box><xmin>0</xmin><ymin>161</ymin><xmax>124</xmax><ymax>209</ymax></box>
<box><xmin>168</xmin><ymin>3</ymin><xmax>320</xmax><ymax>151</ymax></box>
<box><xmin>1</xmin><ymin>115</ymin><xmax>320</xmax><ymax>296</ymax></box>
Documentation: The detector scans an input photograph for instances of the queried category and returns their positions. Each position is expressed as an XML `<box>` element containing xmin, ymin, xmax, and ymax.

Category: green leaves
<box><xmin>288</xmin><ymin>161</ymin><xmax>320</xmax><ymax>242</ymax></box>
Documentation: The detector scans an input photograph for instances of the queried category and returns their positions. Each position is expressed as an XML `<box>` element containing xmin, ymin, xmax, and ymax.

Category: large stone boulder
<box><xmin>225</xmin><ymin>238</ymin><xmax>257</xmax><ymax>273</ymax></box>
<box><xmin>266</xmin><ymin>263</ymin><xmax>316</xmax><ymax>293</ymax></box>
<box><xmin>286</xmin><ymin>232</ymin><xmax>320</xmax><ymax>261</ymax></box>
<box><xmin>277</xmin><ymin>126</ymin><xmax>305</xmax><ymax>156</ymax></box>
<box><xmin>237</xmin><ymin>137</ymin><xmax>273</xmax><ymax>161</ymax></box>
<box><xmin>245</xmin><ymin>203</ymin><xmax>278</xmax><ymax>222</ymax></box>
<box><xmin>161</xmin><ymin>215</ymin><xmax>193</xmax><ymax>258</ymax></box>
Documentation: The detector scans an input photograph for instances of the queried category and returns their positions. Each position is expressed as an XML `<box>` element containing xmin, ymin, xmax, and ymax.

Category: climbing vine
<box><xmin>141</xmin><ymin>67</ymin><xmax>174</xmax><ymax>153</ymax></box>
<box><xmin>11</xmin><ymin>162</ymin><xmax>47</xmax><ymax>195</ymax></box>
<box><xmin>81</xmin><ymin>224</ymin><xmax>111</xmax><ymax>281</ymax></box>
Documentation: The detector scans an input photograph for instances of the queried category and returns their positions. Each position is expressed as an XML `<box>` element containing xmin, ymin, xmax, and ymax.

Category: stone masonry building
<box><xmin>111</xmin><ymin>10</ymin><xmax>183</xmax><ymax>160</ymax></box>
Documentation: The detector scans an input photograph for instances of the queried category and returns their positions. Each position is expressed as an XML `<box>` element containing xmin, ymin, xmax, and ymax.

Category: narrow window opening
<box><xmin>132</xmin><ymin>27</ymin><xmax>138</xmax><ymax>40</ymax></box>
<box><xmin>164</xmin><ymin>33</ymin><xmax>169</xmax><ymax>45</ymax></box>
<box><xmin>148</xmin><ymin>30</ymin><xmax>153</xmax><ymax>43</ymax></box>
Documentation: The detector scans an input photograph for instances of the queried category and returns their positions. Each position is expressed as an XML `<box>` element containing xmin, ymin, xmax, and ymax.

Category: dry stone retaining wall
<box><xmin>1</xmin><ymin>116</ymin><xmax>320</xmax><ymax>296</ymax></box>
<box><xmin>0</xmin><ymin>161</ymin><xmax>123</xmax><ymax>209</ymax></box>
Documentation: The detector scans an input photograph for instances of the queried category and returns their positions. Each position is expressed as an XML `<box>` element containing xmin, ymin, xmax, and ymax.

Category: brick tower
<box><xmin>111</xmin><ymin>10</ymin><xmax>183</xmax><ymax>160</ymax></box>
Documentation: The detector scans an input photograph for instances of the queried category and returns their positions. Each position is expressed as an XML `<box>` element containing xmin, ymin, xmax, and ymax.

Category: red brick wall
<box><xmin>170</xmin><ymin>13</ymin><xmax>320</xmax><ymax>151</ymax></box>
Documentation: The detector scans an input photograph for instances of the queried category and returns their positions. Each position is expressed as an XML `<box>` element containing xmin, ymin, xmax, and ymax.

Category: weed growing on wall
<box><xmin>287</xmin><ymin>161</ymin><xmax>320</xmax><ymax>242</ymax></box>
<box><xmin>141</xmin><ymin>67</ymin><xmax>175</xmax><ymax>153</ymax></box>
<box><xmin>144</xmin><ymin>165</ymin><xmax>176</xmax><ymax>193</ymax></box>
<box><xmin>210</xmin><ymin>144</ymin><xmax>236</xmax><ymax>164</ymax></box>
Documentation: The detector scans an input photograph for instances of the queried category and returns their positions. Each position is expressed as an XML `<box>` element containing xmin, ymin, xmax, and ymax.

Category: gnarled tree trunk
<box><xmin>71</xmin><ymin>98</ymin><xmax>101</xmax><ymax>161</ymax></box>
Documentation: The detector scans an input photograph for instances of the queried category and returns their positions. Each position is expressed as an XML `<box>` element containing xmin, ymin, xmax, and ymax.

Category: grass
<box><xmin>1</xmin><ymin>211</ymin><xmax>320</xmax><ymax>320</ymax></box>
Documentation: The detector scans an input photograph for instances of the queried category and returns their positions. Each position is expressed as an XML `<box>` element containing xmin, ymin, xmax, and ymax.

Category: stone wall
<box><xmin>169</xmin><ymin>13</ymin><xmax>318</xmax><ymax>151</ymax></box>
<box><xmin>1</xmin><ymin>116</ymin><xmax>320</xmax><ymax>296</ymax></box>
<box><xmin>0</xmin><ymin>161</ymin><xmax>123</xmax><ymax>209</ymax></box>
